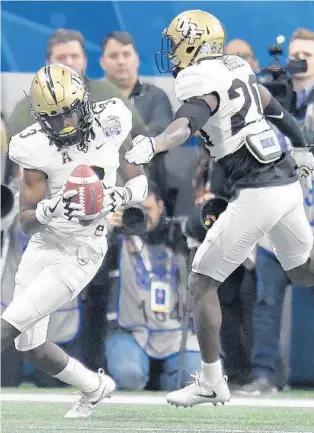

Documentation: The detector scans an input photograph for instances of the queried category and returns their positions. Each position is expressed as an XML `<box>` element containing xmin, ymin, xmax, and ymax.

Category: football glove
<box><xmin>291</xmin><ymin>147</ymin><xmax>314</xmax><ymax>189</ymax></box>
<box><xmin>101</xmin><ymin>186</ymin><xmax>132</xmax><ymax>215</ymax></box>
<box><xmin>36</xmin><ymin>189</ymin><xmax>84</xmax><ymax>224</ymax></box>
<box><xmin>125</xmin><ymin>135</ymin><xmax>156</xmax><ymax>165</ymax></box>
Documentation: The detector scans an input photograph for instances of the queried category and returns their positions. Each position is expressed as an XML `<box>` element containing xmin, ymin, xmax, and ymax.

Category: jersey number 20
<box><xmin>228</xmin><ymin>74</ymin><xmax>263</xmax><ymax>136</ymax></box>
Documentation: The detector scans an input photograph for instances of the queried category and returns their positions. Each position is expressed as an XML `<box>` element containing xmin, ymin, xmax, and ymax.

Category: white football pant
<box><xmin>1</xmin><ymin>236</ymin><xmax>105</xmax><ymax>351</ymax></box>
<box><xmin>193</xmin><ymin>181</ymin><xmax>313</xmax><ymax>281</ymax></box>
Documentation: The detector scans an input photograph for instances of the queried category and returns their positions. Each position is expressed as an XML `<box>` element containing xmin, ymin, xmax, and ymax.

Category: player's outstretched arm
<box><xmin>118</xmin><ymin>137</ymin><xmax>148</xmax><ymax>203</ymax></box>
<box><xmin>258</xmin><ymin>84</ymin><xmax>307</xmax><ymax>148</ymax></box>
<box><xmin>125</xmin><ymin>95</ymin><xmax>216</xmax><ymax>165</ymax></box>
<box><xmin>102</xmin><ymin>137</ymin><xmax>148</xmax><ymax>214</ymax></box>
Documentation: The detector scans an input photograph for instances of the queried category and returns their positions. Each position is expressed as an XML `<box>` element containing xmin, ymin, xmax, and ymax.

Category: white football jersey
<box><xmin>175</xmin><ymin>55</ymin><xmax>270</xmax><ymax>160</ymax></box>
<box><xmin>9</xmin><ymin>98</ymin><xmax>132</xmax><ymax>252</ymax></box>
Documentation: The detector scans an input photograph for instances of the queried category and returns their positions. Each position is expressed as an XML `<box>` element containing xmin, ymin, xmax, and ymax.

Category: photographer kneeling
<box><xmin>104</xmin><ymin>183</ymin><xmax>200</xmax><ymax>391</ymax></box>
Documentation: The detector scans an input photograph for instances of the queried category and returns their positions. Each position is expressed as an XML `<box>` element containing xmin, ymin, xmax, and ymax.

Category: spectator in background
<box><xmin>104</xmin><ymin>184</ymin><xmax>200</xmax><ymax>391</ymax></box>
<box><xmin>100</xmin><ymin>31</ymin><xmax>173</xmax><ymax>135</ymax></box>
<box><xmin>238</xmin><ymin>28</ymin><xmax>314</xmax><ymax>395</ymax></box>
<box><xmin>100</xmin><ymin>31</ymin><xmax>174</xmax><ymax>206</ymax></box>
<box><xmin>289</xmin><ymin>28</ymin><xmax>314</xmax><ymax>139</ymax></box>
<box><xmin>224</xmin><ymin>39</ymin><xmax>259</xmax><ymax>72</ymax></box>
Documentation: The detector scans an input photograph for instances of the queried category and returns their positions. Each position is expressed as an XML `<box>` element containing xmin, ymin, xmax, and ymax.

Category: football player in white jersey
<box><xmin>125</xmin><ymin>10</ymin><xmax>314</xmax><ymax>407</ymax></box>
<box><xmin>1</xmin><ymin>63</ymin><xmax>148</xmax><ymax>418</ymax></box>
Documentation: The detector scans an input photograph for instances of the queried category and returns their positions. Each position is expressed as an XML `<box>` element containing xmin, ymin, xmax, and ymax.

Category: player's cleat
<box><xmin>166</xmin><ymin>373</ymin><xmax>230</xmax><ymax>407</ymax></box>
<box><xmin>64</xmin><ymin>369</ymin><xmax>116</xmax><ymax>418</ymax></box>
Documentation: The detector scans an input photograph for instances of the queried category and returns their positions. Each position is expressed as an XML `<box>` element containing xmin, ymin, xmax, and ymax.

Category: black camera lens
<box><xmin>1</xmin><ymin>185</ymin><xmax>15</xmax><ymax>219</ymax></box>
<box><xmin>122</xmin><ymin>206</ymin><xmax>148</xmax><ymax>236</ymax></box>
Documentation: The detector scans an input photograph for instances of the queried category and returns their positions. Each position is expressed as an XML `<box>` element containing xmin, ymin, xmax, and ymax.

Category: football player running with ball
<box><xmin>1</xmin><ymin>63</ymin><xmax>148</xmax><ymax>418</ymax></box>
<box><xmin>125</xmin><ymin>10</ymin><xmax>314</xmax><ymax>407</ymax></box>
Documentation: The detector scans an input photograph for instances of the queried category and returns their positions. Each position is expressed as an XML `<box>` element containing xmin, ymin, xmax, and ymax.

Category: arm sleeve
<box><xmin>264</xmin><ymin>96</ymin><xmax>307</xmax><ymax>148</ymax></box>
<box><xmin>174</xmin><ymin>98</ymin><xmax>212</xmax><ymax>135</ymax></box>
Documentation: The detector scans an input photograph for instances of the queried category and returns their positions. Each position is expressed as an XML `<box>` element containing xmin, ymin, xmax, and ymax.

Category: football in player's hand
<box><xmin>65</xmin><ymin>165</ymin><xmax>103</xmax><ymax>224</ymax></box>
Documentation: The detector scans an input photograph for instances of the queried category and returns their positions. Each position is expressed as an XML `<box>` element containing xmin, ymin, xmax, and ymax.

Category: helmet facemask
<box><xmin>31</xmin><ymin>91</ymin><xmax>92</xmax><ymax>149</ymax></box>
<box><xmin>155</xmin><ymin>30</ymin><xmax>181</xmax><ymax>74</ymax></box>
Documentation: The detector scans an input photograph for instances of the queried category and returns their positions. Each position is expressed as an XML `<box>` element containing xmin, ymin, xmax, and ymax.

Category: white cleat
<box><xmin>64</xmin><ymin>369</ymin><xmax>116</xmax><ymax>419</ymax></box>
<box><xmin>166</xmin><ymin>373</ymin><xmax>230</xmax><ymax>408</ymax></box>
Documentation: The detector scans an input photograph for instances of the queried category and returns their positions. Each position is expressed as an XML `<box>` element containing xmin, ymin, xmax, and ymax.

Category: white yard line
<box><xmin>1</xmin><ymin>392</ymin><xmax>314</xmax><ymax>408</ymax></box>
<box><xmin>6</xmin><ymin>427</ymin><xmax>313</xmax><ymax>433</ymax></box>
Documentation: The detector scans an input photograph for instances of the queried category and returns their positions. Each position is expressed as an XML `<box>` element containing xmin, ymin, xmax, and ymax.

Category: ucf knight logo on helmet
<box><xmin>176</xmin><ymin>17</ymin><xmax>204</xmax><ymax>44</ymax></box>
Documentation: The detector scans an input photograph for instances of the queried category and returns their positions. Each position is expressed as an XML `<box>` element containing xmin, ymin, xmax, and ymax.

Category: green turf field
<box><xmin>1</xmin><ymin>389</ymin><xmax>314</xmax><ymax>433</ymax></box>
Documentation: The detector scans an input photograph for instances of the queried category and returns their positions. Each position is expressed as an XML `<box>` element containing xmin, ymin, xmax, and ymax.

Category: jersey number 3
<box><xmin>228</xmin><ymin>74</ymin><xmax>263</xmax><ymax>136</ymax></box>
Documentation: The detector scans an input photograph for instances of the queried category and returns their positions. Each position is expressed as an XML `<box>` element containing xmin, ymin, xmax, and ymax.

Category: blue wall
<box><xmin>2</xmin><ymin>1</ymin><xmax>314</xmax><ymax>77</ymax></box>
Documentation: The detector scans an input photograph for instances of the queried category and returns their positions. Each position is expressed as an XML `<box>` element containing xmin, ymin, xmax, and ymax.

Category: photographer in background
<box><xmin>289</xmin><ymin>29</ymin><xmax>314</xmax><ymax>140</ymax></box>
<box><xmin>104</xmin><ymin>183</ymin><xmax>200</xmax><ymax>391</ymax></box>
<box><xmin>238</xmin><ymin>28</ymin><xmax>314</xmax><ymax>395</ymax></box>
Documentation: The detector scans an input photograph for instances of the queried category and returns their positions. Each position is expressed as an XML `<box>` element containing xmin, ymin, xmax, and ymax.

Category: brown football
<box><xmin>65</xmin><ymin>165</ymin><xmax>103</xmax><ymax>223</ymax></box>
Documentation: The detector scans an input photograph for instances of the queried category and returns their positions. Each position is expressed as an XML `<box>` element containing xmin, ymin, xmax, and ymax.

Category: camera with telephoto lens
<box><xmin>120</xmin><ymin>197</ymin><xmax>229</xmax><ymax>241</ymax></box>
<box><xmin>184</xmin><ymin>196</ymin><xmax>229</xmax><ymax>243</ymax></box>
<box><xmin>120</xmin><ymin>204</ymin><xmax>149</xmax><ymax>236</ymax></box>
<box><xmin>257</xmin><ymin>37</ymin><xmax>307</xmax><ymax>110</ymax></box>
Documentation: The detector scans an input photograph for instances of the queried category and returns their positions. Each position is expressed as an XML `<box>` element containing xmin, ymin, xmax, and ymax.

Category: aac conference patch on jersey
<box><xmin>102</xmin><ymin>115</ymin><xmax>122</xmax><ymax>137</ymax></box>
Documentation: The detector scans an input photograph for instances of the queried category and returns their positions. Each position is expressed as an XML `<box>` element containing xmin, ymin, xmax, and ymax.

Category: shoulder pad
<box><xmin>175</xmin><ymin>60</ymin><xmax>232</xmax><ymax>102</ymax></box>
<box><xmin>9</xmin><ymin>123</ymin><xmax>48</xmax><ymax>170</ymax></box>
<box><xmin>93</xmin><ymin>98</ymin><xmax>133</xmax><ymax>146</ymax></box>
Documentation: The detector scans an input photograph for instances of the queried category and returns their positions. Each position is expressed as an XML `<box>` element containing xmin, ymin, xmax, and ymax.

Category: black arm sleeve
<box><xmin>264</xmin><ymin>96</ymin><xmax>307</xmax><ymax>147</ymax></box>
<box><xmin>174</xmin><ymin>98</ymin><xmax>212</xmax><ymax>135</ymax></box>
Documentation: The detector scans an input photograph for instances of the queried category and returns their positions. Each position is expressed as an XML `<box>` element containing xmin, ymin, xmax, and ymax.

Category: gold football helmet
<box><xmin>30</xmin><ymin>63</ymin><xmax>91</xmax><ymax>147</ymax></box>
<box><xmin>156</xmin><ymin>10</ymin><xmax>227</xmax><ymax>74</ymax></box>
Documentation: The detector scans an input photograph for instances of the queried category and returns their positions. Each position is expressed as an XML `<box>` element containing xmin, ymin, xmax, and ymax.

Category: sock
<box><xmin>53</xmin><ymin>356</ymin><xmax>100</xmax><ymax>393</ymax></box>
<box><xmin>201</xmin><ymin>359</ymin><xmax>223</xmax><ymax>385</ymax></box>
